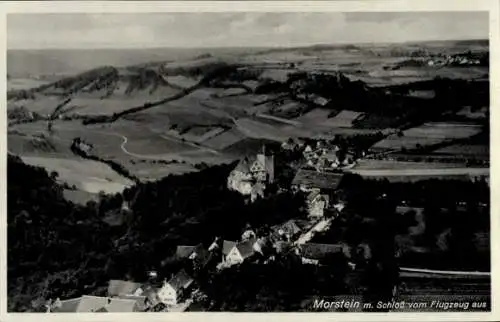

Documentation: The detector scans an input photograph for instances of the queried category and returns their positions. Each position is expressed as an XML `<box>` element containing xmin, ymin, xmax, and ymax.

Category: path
<box><xmin>399</xmin><ymin>267</ymin><xmax>490</xmax><ymax>278</ymax></box>
<box><xmin>293</xmin><ymin>217</ymin><xmax>333</xmax><ymax>246</ymax></box>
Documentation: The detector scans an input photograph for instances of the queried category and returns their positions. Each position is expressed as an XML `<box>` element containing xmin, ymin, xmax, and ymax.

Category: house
<box><xmin>270</xmin><ymin>219</ymin><xmax>304</xmax><ymax>241</ymax></box>
<box><xmin>175</xmin><ymin>244</ymin><xmax>212</xmax><ymax>268</ymax></box>
<box><xmin>225</xmin><ymin>238</ymin><xmax>258</xmax><ymax>266</ymax></box>
<box><xmin>292</xmin><ymin>169</ymin><xmax>344</xmax><ymax>192</ymax></box>
<box><xmin>299</xmin><ymin>243</ymin><xmax>345</xmax><ymax>265</ymax></box>
<box><xmin>51</xmin><ymin>295</ymin><xmax>142</xmax><ymax>312</ymax></box>
<box><xmin>107</xmin><ymin>280</ymin><xmax>143</xmax><ymax>297</ymax></box>
<box><xmin>306</xmin><ymin>191</ymin><xmax>330</xmax><ymax>218</ymax></box>
<box><xmin>157</xmin><ymin>270</ymin><xmax>194</xmax><ymax>306</ymax></box>
<box><xmin>222</xmin><ymin>240</ymin><xmax>237</xmax><ymax>262</ymax></box>
<box><xmin>227</xmin><ymin>146</ymin><xmax>275</xmax><ymax>199</ymax></box>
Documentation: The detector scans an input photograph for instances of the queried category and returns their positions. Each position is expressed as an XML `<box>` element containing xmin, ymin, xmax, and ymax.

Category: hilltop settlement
<box><xmin>7</xmin><ymin>40</ymin><xmax>491</xmax><ymax>312</ymax></box>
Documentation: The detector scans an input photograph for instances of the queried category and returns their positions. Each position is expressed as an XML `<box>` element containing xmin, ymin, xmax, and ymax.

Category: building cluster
<box><xmin>282</xmin><ymin>139</ymin><xmax>356</xmax><ymax>171</ymax></box>
<box><xmin>46</xmin><ymin>272</ymin><xmax>195</xmax><ymax>313</ymax></box>
<box><xmin>48</xmin><ymin>143</ymin><xmax>356</xmax><ymax>313</ymax></box>
<box><xmin>427</xmin><ymin>54</ymin><xmax>482</xmax><ymax>67</ymax></box>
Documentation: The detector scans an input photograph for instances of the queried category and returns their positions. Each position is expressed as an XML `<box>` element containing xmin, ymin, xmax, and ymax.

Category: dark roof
<box><xmin>192</xmin><ymin>244</ymin><xmax>212</xmax><ymax>266</ymax></box>
<box><xmin>175</xmin><ymin>245</ymin><xmax>199</xmax><ymax>259</ymax></box>
<box><xmin>167</xmin><ymin>270</ymin><xmax>194</xmax><ymax>291</ymax></box>
<box><xmin>292</xmin><ymin>169</ymin><xmax>344</xmax><ymax>190</ymax></box>
<box><xmin>236</xmin><ymin>238</ymin><xmax>256</xmax><ymax>259</ymax></box>
<box><xmin>222</xmin><ymin>240</ymin><xmax>237</xmax><ymax>255</ymax></box>
<box><xmin>107</xmin><ymin>280</ymin><xmax>142</xmax><ymax>297</ymax></box>
<box><xmin>234</xmin><ymin>157</ymin><xmax>254</xmax><ymax>173</ymax></box>
<box><xmin>300</xmin><ymin>243</ymin><xmax>344</xmax><ymax>260</ymax></box>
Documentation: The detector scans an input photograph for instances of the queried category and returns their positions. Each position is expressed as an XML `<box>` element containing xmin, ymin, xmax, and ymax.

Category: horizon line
<box><xmin>7</xmin><ymin>37</ymin><xmax>489</xmax><ymax>51</ymax></box>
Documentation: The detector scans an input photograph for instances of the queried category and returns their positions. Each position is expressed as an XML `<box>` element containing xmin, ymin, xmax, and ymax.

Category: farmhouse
<box><xmin>292</xmin><ymin>169</ymin><xmax>344</xmax><ymax>193</ymax></box>
<box><xmin>299</xmin><ymin>243</ymin><xmax>345</xmax><ymax>265</ymax></box>
<box><xmin>157</xmin><ymin>270</ymin><xmax>194</xmax><ymax>306</ymax></box>
<box><xmin>224</xmin><ymin>238</ymin><xmax>259</xmax><ymax>266</ymax></box>
<box><xmin>227</xmin><ymin>146</ymin><xmax>275</xmax><ymax>200</ymax></box>
<box><xmin>270</xmin><ymin>219</ymin><xmax>305</xmax><ymax>241</ymax></box>
<box><xmin>50</xmin><ymin>295</ymin><xmax>143</xmax><ymax>312</ymax></box>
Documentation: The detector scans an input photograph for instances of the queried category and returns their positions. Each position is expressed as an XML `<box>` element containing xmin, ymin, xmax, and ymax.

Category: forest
<box><xmin>7</xmin><ymin>155</ymin><xmax>489</xmax><ymax>311</ymax></box>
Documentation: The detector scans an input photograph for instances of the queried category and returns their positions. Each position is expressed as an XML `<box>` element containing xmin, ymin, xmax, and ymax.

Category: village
<box><xmin>44</xmin><ymin>139</ymin><xmax>370</xmax><ymax>313</ymax></box>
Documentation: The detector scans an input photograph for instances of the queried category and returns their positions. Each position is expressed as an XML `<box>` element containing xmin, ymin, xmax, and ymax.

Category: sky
<box><xmin>7</xmin><ymin>12</ymin><xmax>489</xmax><ymax>49</ymax></box>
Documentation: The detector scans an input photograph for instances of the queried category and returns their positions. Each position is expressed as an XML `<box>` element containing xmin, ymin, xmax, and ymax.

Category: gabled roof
<box><xmin>222</xmin><ymin>240</ymin><xmax>237</xmax><ymax>256</ymax></box>
<box><xmin>53</xmin><ymin>295</ymin><xmax>140</xmax><ymax>312</ymax></box>
<box><xmin>175</xmin><ymin>245</ymin><xmax>199</xmax><ymax>259</ymax></box>
<box><xmin>192</xmin><ymin>244</ymin><xmax>212</xmax><ymax>266</ymax></box>
<box><xmin>292</xmin><ymin>169</ymin><xmax>344</xmax><ymax>190</ymax></box>
<box><xmin>107</xmin><ymin>280</ymin><xmax>142</xmax><ymax>297</ymax></box>
<box><xmin>234</xmin><ymin>157</ymin><xmax>256</xmax><ymax>173</ymax></box>
<box><xmin>236</xmin><ymin>238</ymin><xmax>256</xmax><ymax>259</ymax></box>
<box><xmin>116</xmin><ymin>295</ymin><xmax>148</xmax><ymax>312</ymax></box>
<box><xmin>300</xmin><ymin>243</ymin><xmax>344</xmax><ymax>260</ymax></box>
<box><xmin>167</xmin><ymin>270</ymin><xmax>194</xmax><ymax>291</ymax></box>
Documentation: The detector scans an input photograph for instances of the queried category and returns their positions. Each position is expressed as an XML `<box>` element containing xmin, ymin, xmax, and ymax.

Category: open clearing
<box><xmin>21</xmin><ymin>156</ymin><xmax>133</xmax><ymax>194</ymax></box>
<box><xmin>371</xmin><ymin>122</ymin><xmax>483</xmax><ymax>151</ymax></box>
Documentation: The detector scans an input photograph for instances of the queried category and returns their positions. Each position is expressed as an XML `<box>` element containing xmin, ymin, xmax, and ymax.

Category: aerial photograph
<box><xmin>6</xmin><ymin>11</ymin><xmax>490</xmax><ymax>313</ymax></box>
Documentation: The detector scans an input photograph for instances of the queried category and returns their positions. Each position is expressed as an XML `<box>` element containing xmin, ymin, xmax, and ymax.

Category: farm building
<box><xmin>50</xmin><ymin>295</ymin><xmax>143</xmax><ymax>312</ymax></box>
<box><xmin>299</xmin><ymin>243</ymin><xmax>345</xmax><ymax>265</ymax></box>
<box><xmin>224</xmin><ymin>238</ymin><xmax>259</xmax><ymax>266</ymax></box>
<box><xmin>291</xmin><ymin>169</ymin><xmax>345</xmax><ymax>192</ymax></box>
<box><xmin>157</xmin><ymin>270</ymin><xmax>194</xmax><ymax>306</ymax></box>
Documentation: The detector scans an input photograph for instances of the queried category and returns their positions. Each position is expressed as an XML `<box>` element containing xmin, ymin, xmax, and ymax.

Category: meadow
<box><xmin>371</xmin><ymin>122</ymin><xmax>483</xmax><ymax>151</ymax></box>
<box><xmin>20</xmin><ymin>155</ymin><xmax>134</xmax><ymax>194</ymax></box>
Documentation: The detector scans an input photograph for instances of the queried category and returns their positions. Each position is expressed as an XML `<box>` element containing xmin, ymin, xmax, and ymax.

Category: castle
<box><xmin>227</xmin><ymin>146</ymin><xmax>274</xmax><ymax>202</ymax></box>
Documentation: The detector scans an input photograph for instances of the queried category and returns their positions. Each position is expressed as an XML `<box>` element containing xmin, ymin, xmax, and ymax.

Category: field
<box><xmin>320</xmin><ymin>110</ymin><xmax>364</xmax><ymax>128</ymax></box>
<box><xmin>353</xmin><ymin>159</ymin><xmax>468</xmax><ymax>170</ymax></box>
<box><xmin>21</xmin><ymin>156</ymin><xmax>134</xmax><ymax>194</ymax></box>
<box><xmin>8</xmin><ymin>95</ymin><xmax>67</xmax><ymax>116</ymax></box>
<box><xmin>7</xmin><ymin>78</ymin><xmax>50</xmax><ymax>91</ymax></box>
<box><xmin>346</xmin><ymin>167</ymin><xmax>489</xmax><ymax>183</ymax></box>
<box><xmin>432</xmin><ymin>144</ymin><xmax>489</xmax><ymax>157</ymax></box>
<box><xmin>202</xmin><ymin>128</ymin><xmax>247</xmax><ymax>150</ymax></box>
<box><xmin>371</xmin><ymin>122</ymin><xmax>483</xmax><ymax>151</ymax></box>
<box><xmin>7</xmin><ymin>40</ymin><xmax>490</xmax><ymax>197</ymax></box>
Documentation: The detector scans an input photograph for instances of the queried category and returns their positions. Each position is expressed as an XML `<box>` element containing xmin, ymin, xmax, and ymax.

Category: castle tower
<box><xmin>256</xmin><ymin>145</ymin><xmax>274</xmax><ymax>183</ymax></box>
